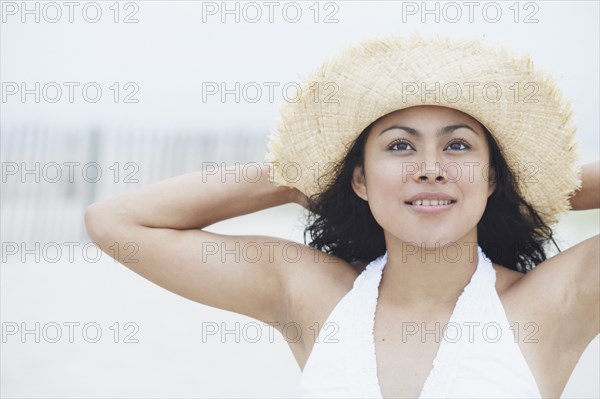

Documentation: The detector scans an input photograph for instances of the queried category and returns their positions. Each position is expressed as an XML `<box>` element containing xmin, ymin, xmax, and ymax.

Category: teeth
<box><xmin>411</xmin><ymin>199</ymin><xmax>453</xmax><ymax>206</ymax></box>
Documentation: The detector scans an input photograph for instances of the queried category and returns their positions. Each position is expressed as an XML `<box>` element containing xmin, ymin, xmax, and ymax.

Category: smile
<box><xmin>407</xmin><ymin>199</ymin><xmax>455</xmax><ymax>206</ymax></box>
<box><xmin>404</xmin><ymin>200</ymin><xmax>456</xmax><ymax>213</ymax></box>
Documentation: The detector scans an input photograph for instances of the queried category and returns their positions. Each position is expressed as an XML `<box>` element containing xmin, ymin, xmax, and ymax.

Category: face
<box><xmin>351</xmin><ymin>105</ymin><xmax>496</xmax><ymax>249</ymax></box>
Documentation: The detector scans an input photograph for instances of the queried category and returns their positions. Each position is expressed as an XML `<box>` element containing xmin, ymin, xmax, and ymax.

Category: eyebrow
<box><xmin>378</xmin><ymin>124</ymin><xmax>479</xmax><ymax>137</ymax></box>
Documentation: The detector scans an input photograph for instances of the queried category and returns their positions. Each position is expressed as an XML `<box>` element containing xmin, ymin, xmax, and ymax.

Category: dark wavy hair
<box><xmin>303</xmin><ymin>120</ymin><xmax>559</xmax><ymax>273</ymax></box>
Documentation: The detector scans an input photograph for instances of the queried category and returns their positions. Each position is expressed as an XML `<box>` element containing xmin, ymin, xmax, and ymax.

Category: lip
<box><xmin>404</xmin><ymin>192</ymin><xmax>457</xmax><ymax>214</ymax></box>
<box><xmin>405</xmin><ymin>192</ymin><xmax>457</xmax><ymax>202</ymax></box>
<box><xmin>405</xmin><ymin>201</ymin><xmax>455</xmax><ymax>214</ymax></box>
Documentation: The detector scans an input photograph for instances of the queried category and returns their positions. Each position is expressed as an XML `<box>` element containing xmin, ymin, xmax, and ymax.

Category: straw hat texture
<box><xmin>264</xmin><ymin>33</ymin><xmax>582</xmax><ymax>226</ymax></box>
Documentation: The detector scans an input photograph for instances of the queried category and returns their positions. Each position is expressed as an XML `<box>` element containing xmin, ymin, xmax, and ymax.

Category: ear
<box><xmin>351</xmin><ymin>165</ymin><xmax>369</xmax><ymax>201</ymax></box>
<box><xmin>487</xmin><ymin>165</ymin><xmax>497</xmax><ymax>198</ymax></box>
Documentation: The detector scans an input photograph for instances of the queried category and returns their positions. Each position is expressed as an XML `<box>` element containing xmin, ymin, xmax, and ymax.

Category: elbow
<box><xmin>85</xmin><ymin>201</ymin><xmax>124</xmax><ymax>243</ymax></box>
<box><xmin>84</xmin><ymin>202</ymin><xmax>108</xmax><ymax>243</ymax></box>
<box><xmin>84</xmin><ymin>201</ymin><xmax>136</xmax><ymax>247</ymax></box>
<box><xmin>84</xmin><ymin>202</ymin><xmax>137</xmax><ymax>265</ymax></box>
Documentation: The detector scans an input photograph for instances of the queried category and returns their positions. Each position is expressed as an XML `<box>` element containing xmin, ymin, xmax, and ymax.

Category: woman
<box><xmin>85</xmin><ymin>35</ymin><xmax>599</xmax><ymax>398</ymax></box>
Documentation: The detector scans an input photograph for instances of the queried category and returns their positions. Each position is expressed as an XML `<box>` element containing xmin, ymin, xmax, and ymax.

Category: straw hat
<box><xmin>264</xmin><ymin>33</ymin><xmax>582</xmax><ymax>226</ymax></box>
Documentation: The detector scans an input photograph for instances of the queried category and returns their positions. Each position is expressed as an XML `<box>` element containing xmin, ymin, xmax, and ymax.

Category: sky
<box><xmin>1</xmin><ymin>0</ymin><xmax>599</xmax><ymax>161</ymax></box>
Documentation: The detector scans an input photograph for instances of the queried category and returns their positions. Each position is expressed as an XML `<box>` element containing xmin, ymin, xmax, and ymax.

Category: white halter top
<box><xmin>296</xmin><ymin>246</ymin><xmax>542</xmax><ymax>398</ymax></box>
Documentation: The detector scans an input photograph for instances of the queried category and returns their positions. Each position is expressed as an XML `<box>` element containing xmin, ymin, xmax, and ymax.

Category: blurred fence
<box><xmin>1</xmin><ymin>126</ymin><xmax>269</xmax><ymax>244</ymax></box>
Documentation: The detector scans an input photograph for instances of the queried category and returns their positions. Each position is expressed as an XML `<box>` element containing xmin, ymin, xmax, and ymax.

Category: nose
<box><xmin>414</xmin><ymin>161</ymin><xmax>447</xmax><ymax>183</ymax></box>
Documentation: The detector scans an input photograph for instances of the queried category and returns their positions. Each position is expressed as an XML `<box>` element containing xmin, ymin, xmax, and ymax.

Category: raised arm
<box><xmin>514</xmin><ymin>160</ymin><xmax>599</xmax><ymax>363</ymax></box>
<box><xmin>84</xmin><ymin>163</ymin><xmax>306</xmax><ymax>324</ymax></box>
<box><xmin>569</xmin><ymin>161</ymin><xmax>600</xmax><ymax>210</ymax></box>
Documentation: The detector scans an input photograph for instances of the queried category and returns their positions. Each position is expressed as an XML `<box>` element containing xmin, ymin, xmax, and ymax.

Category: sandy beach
<box><xmin>2</xmin><ymin>204</ymin><xmax>598</xmax><ymax>398</ymax></box>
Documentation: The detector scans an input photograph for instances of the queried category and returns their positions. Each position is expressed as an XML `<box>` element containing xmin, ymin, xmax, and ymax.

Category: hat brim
<box><xmin>265</xmin><ymin>34</ymin><xmax>582</xmax><ymax>226</ymax></box>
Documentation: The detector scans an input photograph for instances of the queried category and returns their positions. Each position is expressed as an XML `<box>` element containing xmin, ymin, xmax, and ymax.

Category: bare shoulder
<box><xmin>491</xmin><ymin>262</ymin><xmax>525</xmax><ymax>296</ymax></box>
<box><xmin>498</xmin><ymin>235</ymin><xmax>599</xmax><ymax>360</ymax></box>
<box><xmin>275</xmin><ymin>243</ymin><xmax>361</xmax><ymax>369</ymax></box>
<box><xmin>279</xmin><ymin>242</ymin><xmax>360</xmax><ymax>325</ymax></box>
<box><xmin>491</xmin><ymin>236</ymin><xmax>599</xmax><ymax>397</ymax></box>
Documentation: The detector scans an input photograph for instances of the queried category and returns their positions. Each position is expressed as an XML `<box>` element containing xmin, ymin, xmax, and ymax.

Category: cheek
<box><xmin>365</xmin><ymin>158</ymin><xmax>406</xmax><ymax>195</ymax></box>
<box><xmin>447</xmin><ymin>160</ymin><xmax>491</xmax><ymax>192</ymax></box>
<box><xmin>449</xmin><ymin>161</ymin><xmax>489</xmax><ymax>183</ymax></box>
<box><xmin>460</xmin><ymin>170</ymin><xmax>493</xmax><ymax>217</ymax></box>
<box><xmin>444</xmin><ymin>163</ymin><xmax>462</xmax><ymax>181</ymax></box>
<box><xmin>360</xmin><ymin>161</ymin><xmax>398</xmax><ymax>221</ymax></box>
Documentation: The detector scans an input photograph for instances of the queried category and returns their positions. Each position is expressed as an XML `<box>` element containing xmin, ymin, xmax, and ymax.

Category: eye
<box><xmin>387</xmin><ymin>139</ymin><xmax>415</xmax><ymax>152</ymax></box>
<box><xmin>445</xmin><ymin>138</ymin><xmax>471</xmax><ymax>151</ymax></box>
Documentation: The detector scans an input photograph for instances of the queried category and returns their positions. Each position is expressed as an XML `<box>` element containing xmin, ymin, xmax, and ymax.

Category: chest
<box><xmin>293</xmin><ymin>265</ymin><xmax>576</xmax><ymax>399</ymax></box>
<box><xmin>374</xmin><ymin>320</ymin><xmax>440</xmax><ymax>397</ymax></box>
<box><xmin>373</xmin><ymin>303</ymin><xmax>452</xmax><ymax>398</ymax></box>
<box><xmin>370</xmin><ymin>294</ymin><xmax>572</xmax><ymax>399</ymax></box>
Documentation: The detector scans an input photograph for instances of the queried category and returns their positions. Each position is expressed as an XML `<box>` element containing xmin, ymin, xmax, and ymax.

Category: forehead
<box><xmin>372</xmin><ymin>105</ymin><xmax>483</xmax><ymax>132</ymax></box>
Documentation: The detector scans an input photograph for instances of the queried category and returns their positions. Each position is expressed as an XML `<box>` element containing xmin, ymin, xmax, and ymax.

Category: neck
<box><xmin>380</xmin><ymin>237</ymin><xmax>480</xmax><ymax>310</ymax></box>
